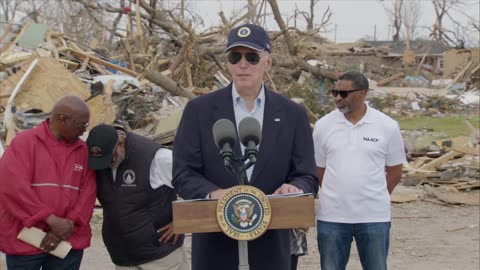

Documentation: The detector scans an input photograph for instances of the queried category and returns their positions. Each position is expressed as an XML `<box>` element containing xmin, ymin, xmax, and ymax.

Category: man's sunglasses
<box><xmin>227</xmin><ymin>52</ymin><xmax>267</xmax><ymax>65</ymax></box>
<box><xmin>330</xmin><ymin>88</ymin><xmax>365</xmax><ymax>98</ymax></box>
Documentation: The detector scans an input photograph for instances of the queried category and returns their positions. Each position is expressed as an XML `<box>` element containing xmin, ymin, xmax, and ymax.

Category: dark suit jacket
<box><xmin>173</xmin><ymin>84</ymin><xmax>318</xmax><ymax>270</ymax></box>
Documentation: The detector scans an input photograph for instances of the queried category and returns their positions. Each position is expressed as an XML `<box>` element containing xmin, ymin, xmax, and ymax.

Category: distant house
<box><xmin>365</xmin><ymin>40</ymin><xmax>451</xmax><ymax>74</ymax></box>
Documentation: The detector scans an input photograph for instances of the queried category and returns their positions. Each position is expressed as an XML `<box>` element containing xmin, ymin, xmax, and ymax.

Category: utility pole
<box><xmin>387</xmin><ymin>24</ymin><xmax>391</xmax><ymax>42</ymax></box>
<box><xmin>334</xmin><ymin>24</ymin><xmax>337</xmax><ymax>43</ymax></box>
<box><xmin>374</xmin><ymin>24</ymin><xmax>377</xmax><ymax>41</ymax></box>
<box><xmin>294</xmin><ymin>10</ymin><xmax>297</xmax><ymax>29</ymax></box>
<box><xmin>181</xmin><ymin>0</ymin><xmax>184</xmax><ymax>19</ymax></box>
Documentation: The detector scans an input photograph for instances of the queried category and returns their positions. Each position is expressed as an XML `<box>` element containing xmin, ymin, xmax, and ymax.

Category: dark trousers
<box><xmin>6</xmin><ymin>249</ymin><xmax>83</xmax><ymax>270</ymax></box>
<box><xmin>291</xmin><ymin>255</ymin><xmax>299</xmax><ymax>270</ymax></box>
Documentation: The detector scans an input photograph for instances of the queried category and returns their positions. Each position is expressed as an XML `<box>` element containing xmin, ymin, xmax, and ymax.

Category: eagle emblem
<box><xmin>216</xmin><ymin>185</ymin><xmax>271</xmax><ymax>241</ymax></box>
<box><xmin>232</xmin><ymin>199</ymin><xmax>258</xmax><ymax>228</ymax></box>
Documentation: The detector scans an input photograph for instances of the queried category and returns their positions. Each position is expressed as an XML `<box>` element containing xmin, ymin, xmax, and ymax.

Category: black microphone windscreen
<box><xmin>212</xmin><ymin>119</ymin><xmax>237</xmax><ymax>148</ymax></box>
<box><xmin>238</xmin><ymin>117</ymin><xmax>261</xmax><ymax>146</ymax></box>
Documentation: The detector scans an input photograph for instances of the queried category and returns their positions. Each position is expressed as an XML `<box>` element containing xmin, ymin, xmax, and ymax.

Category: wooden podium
<box><xmin>172</xmin><ymin>194</ymin><xmax>316</xmax><ymax>234</ymax></box>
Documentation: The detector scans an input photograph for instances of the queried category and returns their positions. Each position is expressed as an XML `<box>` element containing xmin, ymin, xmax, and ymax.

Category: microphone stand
<box><xmin>221</xmin><ymin>151</ymin><xmax>256</xmax><ymax>270</ymax></box>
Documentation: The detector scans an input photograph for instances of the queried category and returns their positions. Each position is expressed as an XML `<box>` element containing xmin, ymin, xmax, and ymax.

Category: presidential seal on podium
<box><xmin>216</xmin><ymin>185</ymin><xmax>272</xmax><ymax>241</ymax></box>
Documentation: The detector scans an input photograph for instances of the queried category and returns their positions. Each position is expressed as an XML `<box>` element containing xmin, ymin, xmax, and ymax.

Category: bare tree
<box><xmin>267</xmin><ymin>0</ymin><xmax>297</xmax><ymax>56</ymax></box>
<box><xmin>430</xmin><ymin>0</ymin><xmax>463</xmax><ymax>45</ymax></box>
<box><xmin>246</xmin><ymin>0</ymin><xmax>256</xmax><ymax>23</ymax></box>
<box><xmin>18</xmin><ymin>0</ymin><xmax>45</xmax><ymax>23</ymax></box>
<box><xmin>402</xmin><ymin>0</ymin><xmax>422</xmax><ymax>48</ymax></box>
<box><xmin>300</xmin><ymin>0</ymin><xmax>319</xmax><ymax>31</ymax></box>
<box><xmin>0</xmin><ymin>0</ymin><xmax>35</xmax><ymax>23</ymax></box>
<box><xmin>243</xmin><ymin>0</ymin><xmax>269</xmax><ymax>26</ymax></box>
<box><xmin>382</xmin><ymin>0</ymin><xmax>403</xmax><ymax>41</ymax></box>
<box><xmin>307</xmin><ymin>0</ymin><xmax>318</xmax><ymax>30</ymax></box>
<box><xmin>295</xmin><ymin>0</ymin><xmax>332</xmax><ymax>32</ymax></box>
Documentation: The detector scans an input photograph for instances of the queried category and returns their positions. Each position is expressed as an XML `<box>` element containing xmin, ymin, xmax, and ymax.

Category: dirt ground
<box><xmin>1</xmin><ymin>187</ymin><xmax>477</xmax><ymax>270</ymax></box>
<box><xmin>78</xmin><ymin>186</ymin><xmax>479</xmax><ymax>270</ymax></box>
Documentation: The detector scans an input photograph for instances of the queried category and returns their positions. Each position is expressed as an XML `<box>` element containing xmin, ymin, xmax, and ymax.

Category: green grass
<box><xmin>396</xmin><ymin>115</ymin><xmax>480</xmax><ymax>138</ymax></box>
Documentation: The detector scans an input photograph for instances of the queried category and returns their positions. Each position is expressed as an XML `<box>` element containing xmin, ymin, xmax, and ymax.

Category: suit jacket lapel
<box><xmin>250</xmin><ymin>88</ymin><xmax>282</xmax><ymax>183</ymax></box>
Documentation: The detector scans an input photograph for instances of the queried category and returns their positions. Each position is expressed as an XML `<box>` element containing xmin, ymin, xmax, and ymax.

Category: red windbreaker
<box><xmin>0</xmin><ymin>120</ymin><xmax>97</xmax><ymax>255</ymax></box>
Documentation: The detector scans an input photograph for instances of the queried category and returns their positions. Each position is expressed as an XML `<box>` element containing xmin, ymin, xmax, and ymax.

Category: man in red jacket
<box><xmin>0</xmin><ymin>95</ymin><xmax>97</xmax><ymax>270</ymax></box>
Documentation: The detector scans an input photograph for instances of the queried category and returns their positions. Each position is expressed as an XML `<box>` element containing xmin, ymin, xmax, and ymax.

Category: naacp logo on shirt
<box><xmin>216</xmin><ymin>185</ymin><xmax>271</xmax><ymax>241</ymax></box>
<box><xmin>73</xmin><ymin>164</ymin><xmax>84</xmax><ymax>172</ymax></box>
<box><xmin>363</xmin><ymin>137</ymin><xmax>379</xmax><ymax>142</ymax></box>
<box><xmin>122</xmin><ymin>169</ymin><xmax>136</xmax><ymax>186</ymax></box>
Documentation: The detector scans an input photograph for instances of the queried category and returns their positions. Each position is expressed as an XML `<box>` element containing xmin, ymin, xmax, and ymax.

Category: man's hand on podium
<box><xmin>273</xmin><ymin>184</ymin><xmax>303</xmax><ymax>195</ymax></box>
<box><xmin>210</xmin><ymin>188</ymin><xmax>232</xmax><ymax>200</ymax></box>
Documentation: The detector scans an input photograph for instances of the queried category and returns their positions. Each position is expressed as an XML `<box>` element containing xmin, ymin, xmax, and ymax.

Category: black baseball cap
<box><xmin>224</xmin><ymin>24</ymin><xmax>272</xmax><ymax>53</ymax></box>
<box><xmin>86</xmin><ymin>124</ymin><xmax>119</xmax><ymax>170</ymax></box>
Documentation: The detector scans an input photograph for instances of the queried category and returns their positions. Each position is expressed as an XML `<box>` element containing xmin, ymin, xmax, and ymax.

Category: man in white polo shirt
<box><xmin>313</xmin><ymin>71</ymin><xmax>406</xmax><ymax>270</ymax></box>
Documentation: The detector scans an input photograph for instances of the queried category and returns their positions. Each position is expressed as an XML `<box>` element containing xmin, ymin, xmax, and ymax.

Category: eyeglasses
<box><xmin>330</xmin><ymin>88</ymin><xmax>365</xmax><ymax>98</ymax></box>
<box><xmin>227</xmin><ymin>52</ymin><xmax>268</xmax><ymax>65</ymax></box>
<box><xmin>62</xmin><ymin>115</ymin><xmax>90</xmax><ymax>129</ymax></box>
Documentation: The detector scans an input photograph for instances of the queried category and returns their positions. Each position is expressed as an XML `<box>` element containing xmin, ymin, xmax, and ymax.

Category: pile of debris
<box><xmin>399</xmin><ymin>131</ymin><xmax>480</xmax><ymax>204</ymax></box>
<box><xmin>0</xmin><ymin>23</ymin><xmax>198</xmax><ymax>151</ymax></box>
<box><xmin>0</xmin><ymin>21</ymin><xmax>479</xmax><ymax>173</ymax></box>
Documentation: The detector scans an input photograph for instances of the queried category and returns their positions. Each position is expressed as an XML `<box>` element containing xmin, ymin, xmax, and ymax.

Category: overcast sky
<box><xmin>174</xmin><ymin>0</ymin><xmax>479</xmax><ymax>45</ymax></box>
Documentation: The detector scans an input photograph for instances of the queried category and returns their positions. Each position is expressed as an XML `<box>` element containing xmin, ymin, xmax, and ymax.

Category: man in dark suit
<box><xmin>172</xmin><ymin>23</ymin><xmax>319</xmax><ymax>270</ymax></box>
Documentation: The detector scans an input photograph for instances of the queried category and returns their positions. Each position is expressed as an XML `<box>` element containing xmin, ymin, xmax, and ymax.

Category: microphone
<box><xmin>238</xmin><ymin>117</ymin><xmax>261</xmax><ymax>163</ymax></box>
<box><xmin>212</xmin><ymin>119</ymin><xmax>237</xmax><ymax>166</ymax></box>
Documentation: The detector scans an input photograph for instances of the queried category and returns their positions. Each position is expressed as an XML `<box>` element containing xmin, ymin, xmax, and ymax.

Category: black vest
<box><xmin>96</xmin><ymin>132</ymin><xmax>183</xmax><ymax>266</ymax></box>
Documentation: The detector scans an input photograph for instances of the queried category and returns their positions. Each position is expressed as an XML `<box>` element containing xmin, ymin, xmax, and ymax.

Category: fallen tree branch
<box><xmin>274</xmin><ymin>57</ymin><xmax>338</xmax><ymax>80</ymax></box>
<box><xmin>145</xmin><ymin>70</ymin><xmax>195</xmax><ymax>99</ymax></box>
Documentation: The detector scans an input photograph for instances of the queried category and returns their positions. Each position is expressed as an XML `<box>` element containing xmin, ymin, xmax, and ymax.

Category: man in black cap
<box><xmin>86</xmin><ymin>124</ymin><xmax>189</xmax><ymax>270</ymax></box>
<box><xmin>173</xmin><ymin>23</ymin><xmax>318</xmax><ymax>270</ymax></box>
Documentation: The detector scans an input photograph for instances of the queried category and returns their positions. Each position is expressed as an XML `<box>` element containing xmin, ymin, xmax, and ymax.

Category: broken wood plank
<box><xmin>450</xmin><ymin>61</ymin><xmax>472</xmax><ymax>85</ymax></box>
<box><xmin>91</xmin><ymin>62</ymin><xmax>113</xmax><ymax>75</ymax></box>
<box><xmin>78</xmin><ymin>57</ymin><xmax>90</xmax><ymax>72</ymax></box>
<box><xmin>87</xmin><ymin>80</ymin><xmax>117</xmax><ymax>128</ymax></box>
<box><xmin>437</xmin><ymin>136</ymin><xmax>480</xmax><ymax>156</ymax></box>
<box><xmin>410</xmin><ymin>157</ymin><xmax>430</xmax><ymax>169</ymax></box>
<box><xmin>4</xmin><ymin>58</ymin><xmax>38</xmax><ymax>146</ymax></box>
<box><xmin>391</xmin><ymin>193</ymin><xmax>418</xmax><ymax>203</ymax></box>
<box><xmin>0</xmin><ymin>23</ymin><xmax>30</xmax><ymax>57</ymax></box>
<box><xmin>416</xmin><ymin>46</ymin><xmax>432</xmax><ymax>73</ymax></box>
<box><xmin>452</xmin><ymin>145</ymin><xmax>480</xmax><ymax>156</ymax></box>
<box><xmin>124</xmin><ymin>24</ymin><xmax>136</xmax><ymax>72</ymax></box>
<box><xmin>157</xmin><ymin>59</ymin><xmax>172</xmax><ymax>66</ymax></box>
<box><xmin>58</xmin><ymin>59</ymin><xmax>79</xmax><ymax>68</ymax></box>
<box><xmin>68</xmin><ymin>49</ymin><xmax>137</xmax><ymax>77</ymax></box>
<box><xmin>135</xmin><ymin>0</ymin><xmax>145</xmax><ymax>54</ymax></box>
<box><xmin>45</xmin><ymin>31</ymin><xmax>59</xmax><ymax>59</ymax></box>
<box><xmin>377</xmin><ymin>72</ymin><xmax>405</xmax><ymax>87</ymax></box>
<box><xmin>185</xmin><ymin>63</ymin><xmax>193</xmax><ymax>88</ymax></box>
<box><xmin>456</xmin><ymin>183</ymin><xmax>480</xmax><ymax>191</ymax></box>
<box><xmin>416</xmin><ymin>151</ymin><xmax>461</xmax><ymax>171</ymax></box>
<box><xmin>266</xmin><ymin>71</ymin><xmax>278</xmax><ymax>93</ymax></box>
<box><xmin>470</xmin><ymin>64</ymin><xmax>480</xmax><ymax>75</ymax></box>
